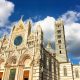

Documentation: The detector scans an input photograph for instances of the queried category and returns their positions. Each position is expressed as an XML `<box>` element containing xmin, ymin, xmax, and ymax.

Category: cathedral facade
<box><xmin>0</xmin><ymin>18</ymin><xmax>80</xmax><ymax>80</ymax></box>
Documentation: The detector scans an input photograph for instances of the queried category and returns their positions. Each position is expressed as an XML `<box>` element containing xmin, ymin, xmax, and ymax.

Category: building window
<box><xmin>43</xmin><ymin>53</ymin><xmax>47</xmax><ymax>68</ymax></box>
<box><xmin>41</xmin><ymin>72</ymin><xmax>43</xmax><ymax>80</ymax></box>
<box><xmin>60</xmin><ymin>50</ymin><xmax>61</xmax><ymax>54</ymax></box>
<box><xmin>75</xmin><ymin>69</ymin><xmax>79</xmax><ymax>78</ymax></box>
<box><xmin>57</xmin><ymin>30</ymin><xmax>61</xmax><ymax>34</ymax></box>
<box><xmin>57</xmin><ymin>35</ymin><xmax>61</xmax><ymax>38</ymax></box>
<box><xmin>63</xmin><ymin>66</ymin><xmax>67</xmax><ymax>76</ymax></box>
<box><xmin>58</xmin><ymin>40</ymin><xmax>61</xmax><ymax>44</ymax></box>
<box><xmin>58</xmin><ymin>25</ymin><xmax>60</xmax><ymax>27</ymax></box>
<box><xmin>59</xmin><ymin>45</ymin><xmax>61</xmax><ymax>49</ymax></box>
<box><xmin>49</xmin><ymin>58</ymin><xmax>52</xmax><ymax>71</ymax></box>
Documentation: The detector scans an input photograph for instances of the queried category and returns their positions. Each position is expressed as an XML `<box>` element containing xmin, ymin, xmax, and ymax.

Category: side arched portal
<box><xmin>3</xmin><ymin>56</ymin><xmax>17</xmax><ymax>80</ymax></box>
<box><xmin>0</xmin><ymin>58</ymin><xmax>5</xmax><ymax>80</ymax></box>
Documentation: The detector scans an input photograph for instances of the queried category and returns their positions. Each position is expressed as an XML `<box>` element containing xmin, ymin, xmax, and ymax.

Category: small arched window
<box><xmin>49</xmin><ymin>57</ymin><xmax>52</xmax><ymax>71</ymax></box>
<box><xmin>75</xmin><ymin>69</ymin><xmax>79</xmax><ymax>78</ymax></box>
<box><xmin>63</xmin><ymin>66</ymin><xmax>67</xmax><ymax>76</ymax></box>
<box><xmin>60</xmin><ymin>50</ymin><xmax>61</xmax><ymax>54</ymax></box>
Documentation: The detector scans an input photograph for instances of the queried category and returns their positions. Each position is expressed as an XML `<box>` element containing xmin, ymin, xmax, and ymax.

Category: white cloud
<box><xmin>31</xmin><ymin>11</ymin><xmax>80</xmax><ymax>57</ymax></box>
<box><xmin>61</xmin><ymin>11</ymin><xmax>80</xmax><ymax>56</ymax></box>
<box><xmin>0</xmin><ymin>0</ymin><xmax>14</xmax><ymax>26</ymax></box>
<box><xmin>7</xmin><ymin>10</ymin><xmax>80</xmax><ymax>57</ymax></box>
<box><xmin>34</xmin><ymin>16</ymin><xmax>55</xmax><ymax>42</ymax></box>
<box><xmin>61</xmin><ymin>11</ymin><xmax>80</xmax><ymax>24</ymax></box>
<box><xmin>64</xmin><ymin>23</ymin><xmax>80</xmax><ymax>56</ymax></box>
<box><xmin>0</xmin><ymin>5</ymin><xmax>80</xmax><ymax>58</ymax></box>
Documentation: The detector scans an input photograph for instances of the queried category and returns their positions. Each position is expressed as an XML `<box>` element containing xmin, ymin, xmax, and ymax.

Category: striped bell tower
<box><xmin>55</xmin><ymin>19</ymin><xmax>68</xmax><ymax>62</ymax></box>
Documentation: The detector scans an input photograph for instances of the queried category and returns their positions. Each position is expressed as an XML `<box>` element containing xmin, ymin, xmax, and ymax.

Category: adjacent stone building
<box><xmin>0</xmin><ymin>18</ymin><xmax>80</xmax><ymax>80</ymax></box>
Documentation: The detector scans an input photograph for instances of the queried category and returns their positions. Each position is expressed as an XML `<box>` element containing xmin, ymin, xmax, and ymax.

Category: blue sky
<box><xmin>0</xmin><ymin>0</ymin><xmax>80</xmax><ymax>64</ymax></box>
<box><xmin>9</xmin><ymin>0</ymin><xmax>80</xmax><ymax>21</ymax></box>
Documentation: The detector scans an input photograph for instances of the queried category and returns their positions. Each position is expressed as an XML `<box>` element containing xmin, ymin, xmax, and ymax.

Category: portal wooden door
<box><xmin>23</xmin><ymin>71</ymin><xmax>29</xmax><ymax>80</ymax></box>
<box><xmin>0</xmin><ymin>72</ymin><xmax>3</xmax><ymax>80</ymax></box>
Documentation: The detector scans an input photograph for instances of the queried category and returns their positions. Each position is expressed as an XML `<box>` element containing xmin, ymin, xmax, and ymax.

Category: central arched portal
<box><xmin>18</xmin><ymin>54</ymin><xmax>33</xmax><ymax>80</ymax></box>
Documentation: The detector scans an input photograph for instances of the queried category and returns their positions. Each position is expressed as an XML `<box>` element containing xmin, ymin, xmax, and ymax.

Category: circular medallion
<box><xmin>14</xmin><ymin>36</ymin><xmax>22</xmax><ymax>46</ymax></box>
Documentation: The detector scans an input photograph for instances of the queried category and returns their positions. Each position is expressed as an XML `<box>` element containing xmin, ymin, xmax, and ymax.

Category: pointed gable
<box><xmin>12</xmin><ymin>17</ymin><xmax>25</xmax><ymax>33</ymax></box>
<box><xmin>2</xmin><ymin>35</ymin><xmax>8</xmax><ymax>45</ymax></box>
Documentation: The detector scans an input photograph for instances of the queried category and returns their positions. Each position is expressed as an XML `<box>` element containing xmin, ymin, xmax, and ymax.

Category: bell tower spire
<box><xmin>55</xmin><ymin>19</ymin><xmax>68</xmax><ymax>62</ymax></box>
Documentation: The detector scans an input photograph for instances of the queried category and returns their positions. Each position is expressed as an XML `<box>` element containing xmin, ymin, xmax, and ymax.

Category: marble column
<box><xmin>2</xmin><ymin>66</ymin><xmax>10</xmax><ymax>80</ymax></box>
<box><xmin>15</xmin><ymin>65</ymin><xmax>24</xmax><ymax>80</ymax></box>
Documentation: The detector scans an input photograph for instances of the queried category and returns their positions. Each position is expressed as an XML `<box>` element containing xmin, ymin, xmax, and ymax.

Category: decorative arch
<box><xmin>6</xmin><ymin>56</ymin><xmax>17</xmax><ymax>66</ymax></box>
<box><xmin>0</xmin><ymin>58</ymin><xmax>4</xmax><ymax>64</ymax></box>
<box><xmin>18</xmin><ymin>53</ymin><xmax>33</xmax><ymax>66</ymax></box>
